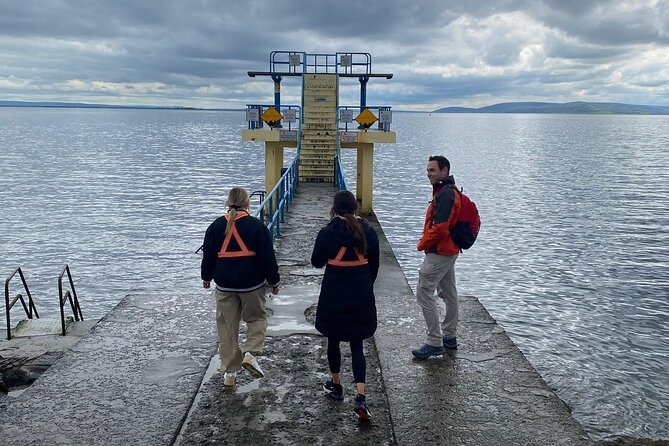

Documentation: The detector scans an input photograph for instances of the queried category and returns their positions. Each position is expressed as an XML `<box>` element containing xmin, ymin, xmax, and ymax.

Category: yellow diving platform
<box><xmin>241</xmin><ymin>51</ymin><xmax>396</xmax><ymax>214</ymax></box>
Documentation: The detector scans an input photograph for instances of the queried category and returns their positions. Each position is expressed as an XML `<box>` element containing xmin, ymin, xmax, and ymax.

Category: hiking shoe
<box><xmin>411</xmin><ymin>343</ymin><xmax>445</xmax><ymax>359</ymax></box>
<box><xmin>241</xmin><ymin>352</ymin><xmax>265</xmax><ymax>378</ymax></box>
<box><xmin>323</xmin><ymin>380</ymin><xmax>344</xmax><ymax>401</ymax></box>
<box><xmin>443</xmin><ymin>337</ymin><xmax>458</xmax><ymax>350</ymax></box>
<box><xmin>223</xmin><ymin>372</ymin><xmax>236</xmax><ymax>387</ymax></box>
<box><xmin>354</xmin><ymin>394</ymin><xmax>371</xmax><ymax>420</ymax></box>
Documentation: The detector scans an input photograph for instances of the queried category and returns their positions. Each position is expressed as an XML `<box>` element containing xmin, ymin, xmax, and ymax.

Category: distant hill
<box><xmin>434</xmin><ymin>101</ymin><xmax>669</xmax><ymax>115</ymax></box>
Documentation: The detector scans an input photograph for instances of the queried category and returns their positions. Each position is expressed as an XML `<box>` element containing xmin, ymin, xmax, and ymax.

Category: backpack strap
<box><xmin>430</xmin><ymin>185</ymin><xmax>459</xmax><ymax>227</ymax></box>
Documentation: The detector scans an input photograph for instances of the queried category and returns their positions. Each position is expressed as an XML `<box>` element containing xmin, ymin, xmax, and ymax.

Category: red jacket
<box><xmin>417</xmin><ymin>177</ymin><xmax>461</xmax><ymax>255</ymax></box>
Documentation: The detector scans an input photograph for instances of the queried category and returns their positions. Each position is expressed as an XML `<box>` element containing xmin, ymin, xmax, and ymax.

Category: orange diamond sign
<box><xmin>261</xmin><ymin>106</ymin><xmax>283</xmax><ymax>128</ymax></box>
<box><xmin>355</xmin><ymin>108</ymin><xmax>377</xmax><ymax>129</ymax></box>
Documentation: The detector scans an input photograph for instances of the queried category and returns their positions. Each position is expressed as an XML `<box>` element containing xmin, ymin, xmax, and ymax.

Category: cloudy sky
<box><xmin>1</xmin><ymin>0</ymin><xmax>668</xmax><ymax>111</ymax></box>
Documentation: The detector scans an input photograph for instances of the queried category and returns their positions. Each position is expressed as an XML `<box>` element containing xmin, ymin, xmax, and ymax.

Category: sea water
<box><xmin>1</xmin><ymin>108</ymin><xmax>667</xmax><ymax>441</ymax></box>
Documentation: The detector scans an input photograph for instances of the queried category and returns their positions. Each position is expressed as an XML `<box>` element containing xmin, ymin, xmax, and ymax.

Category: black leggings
<box><xmin>327</xmin><ymin>337</ymin><xmax>366</xmax><ymax>384</ymax></box>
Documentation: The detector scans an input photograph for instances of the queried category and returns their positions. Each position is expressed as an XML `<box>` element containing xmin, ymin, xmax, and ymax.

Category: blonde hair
<box><xmin>225</xmin><ymin>187</ymin><xmax>250</xmax><ymax>236</ymax></box>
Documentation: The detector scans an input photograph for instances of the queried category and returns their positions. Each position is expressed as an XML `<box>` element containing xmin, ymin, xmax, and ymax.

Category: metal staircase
<box><xmin>299</xmin><ymin>74</ymin><xmax>338</xmax><ymax>182</ymax></box>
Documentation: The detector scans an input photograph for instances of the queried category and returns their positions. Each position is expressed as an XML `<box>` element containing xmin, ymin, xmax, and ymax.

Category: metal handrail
<box><xmin>268</xmin><ymin>51</ymin><xmax>373</xmax><ymax>75</ymax></box>
<box><xmin>337</xmin><ymin>105</ymin><xmax>393</xmax><ymax>132</ymax></box>
<box><xmin>4</xmin><ymin>267</ymin><xmax>39</xmax><ymax>340</ymax></box>
<box><xmin>335</xmin><ymin>52</ymin><xmax>372</xmax><ymax>75</ymax></box>
<box><xmin>335</xmin><ymin>155</ymin><xmax>348</xmax><ymax>191</ymax></box>
<box><xmin>250</xmin><ymin>190</ymin><xmax>266</xmax><ymax>206</ymax></box>
<box><xmin>252</xmin><ymin>154</ymin><xmax>300</xmax><ymax>237</ymax></box>
<box><xmin>58</xmin><ymin>264</ymin><xmax>83</xmax><ymax>336</ymax></box>
<box><xmin>335</xmin><ymin>108</ymin><xmax>349</xmax><ymax>192</ymax></box>
<box><xmin>269</xmin><ymin>51</ymin><xmax>308</xmax><ymax>74</ymax></box>
<box><xmin>245</xmin><ymin>104</ymin><xmax>301</xmax><ymax>130</ymax></box>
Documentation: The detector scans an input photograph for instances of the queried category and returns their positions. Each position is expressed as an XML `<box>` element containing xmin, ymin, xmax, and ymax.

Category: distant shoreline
<box><xmin>0</xmin><ymin>101</ymin><xmax>241</xmax><ymax>112</ymax></box>
<box><xmin>2</xmin><ymin>100</ymin><xmax>669</xmax><ymax>115</ymax></box>
<box><xmin>433</xmin><ymin>101</ymin><xmax>669</xmax><ymax>115</ymax></box>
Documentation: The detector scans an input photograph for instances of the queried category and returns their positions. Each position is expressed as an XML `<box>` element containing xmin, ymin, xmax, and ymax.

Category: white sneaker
<box><xmin>223</xmin><ymin>372</ymin><xmax>236</xmax><ymax>386</ymax></box>
<box><xmin>241</xmin><ymin>352</ymin><xmax>265</xmax><ymax>379</ymax></box>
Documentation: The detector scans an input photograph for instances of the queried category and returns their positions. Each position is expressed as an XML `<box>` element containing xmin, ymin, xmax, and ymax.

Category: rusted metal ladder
<box><xmin>4</xmin><ymin>264</ymin><xmax>83</xmax><ymax>340</ymax></box>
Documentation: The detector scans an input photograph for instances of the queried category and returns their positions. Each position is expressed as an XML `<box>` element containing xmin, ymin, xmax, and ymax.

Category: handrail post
<box><xmin>59</xmin><ymin>278</ymin><xmax>67</xmax><ymax>336</ymax></box>
<box><xmin>5</xmin><ymin>267</ymin><xmax>39</xmax><ymax>340</ymax></box>
<box><xmin>58</xmin><ymin>264</ymin><xmax>83</xmax><ymax>336</ymax></box>
<box><xmin>18</xmin><ymin>268</ymin><xmax>37</xmax><ymax>318</ymax></box>
<box><xmin>280</xmin><ymin>177</ymin><xmax>286</xmax><ymax>223</ymax></box>
<box><xmin>67</xmin><ymin>265</ymin><xmax>83</xmax><ymax>321</ymax></box>
<box><xmin>5</xmin><ymin>275</ymin><xmax>11</xmax><ymax>340</ymax></box>
<box><xmin>251</xmin><ymin>152</ymin><xmax>300</xmax><ymax>238</ymax></box>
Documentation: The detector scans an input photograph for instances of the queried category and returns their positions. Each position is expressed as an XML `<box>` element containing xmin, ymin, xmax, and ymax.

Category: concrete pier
<box><xmin>0</xmin><ymin>183</ymin><xmax>593</xmax><ymax>445</ymax></box>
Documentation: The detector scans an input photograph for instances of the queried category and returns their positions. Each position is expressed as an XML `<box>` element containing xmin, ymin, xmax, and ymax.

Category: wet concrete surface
<box><xmin>1</xmin><ymin>320</ymin><xmax>98</xmax><ymax>394</ymax></box>
<box><xmin>0</xmin><ymin>293</ymin><xmax>218</xmax><ymax>445</ymax></box>
<box><xmin>371</xmin><ymin>212</ymin><xmax>594</xmax><ymax>445</ymax></box>
<box><xmin>0</xmin><ymin>183</ymin><xmax>612</xmax><ymax>445</ymax></box>
<box><xmin>177</xmin><ymin>183</ymin><xmax>396</xmax><ymax>445</ymax></box>
<box><xmin>177</xmin><ymin>335</ymin><xmax>394</xmax><ymax>446</ymax></box>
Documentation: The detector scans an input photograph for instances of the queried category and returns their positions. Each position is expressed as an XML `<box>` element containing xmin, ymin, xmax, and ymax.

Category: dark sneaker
<box><xmin>323</xmin><ymin>380</ymin><xmax>343</xmax><ymax>401</ymax></box>
<box><xmin>443</xmin><ymin>337</ymin><xmax>458</xmax><ymax>350</ymax></box>
<box><xmin>354</xmin><ymin>394</ymin><xmax>371</xmax><ymax>420</ymax></box>
<box><xmin>411</xmin><ymin>343</ymin><xmax>445</xmax><ymax>359</ymax></box>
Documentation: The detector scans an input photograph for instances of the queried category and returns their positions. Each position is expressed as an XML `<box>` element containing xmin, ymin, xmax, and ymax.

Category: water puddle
<box><xmin>266</xmin><ymin>284</ymin><xmax>320</xmax><ymax>336</ymax></box>
<box><xmin>289</xmin><ymin>268</ymin><xmax>323</xmax><ymax>277</ymax></box>
<box><xmin>8</xmin><ymin>387</ymin><xmax>27</xmax><ymax>398</ymax></box>
<box><xmin>236</xmin><ymin>379</ymin><xmax>261</xmax><ymax>394</ymax></box>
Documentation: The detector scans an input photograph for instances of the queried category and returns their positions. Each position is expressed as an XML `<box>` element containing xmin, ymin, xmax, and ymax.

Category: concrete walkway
<box><xmin>371</xmin><ymin>216</ymin><xmax>592</xmax><ymax>445</ymax></box>
<box><xmin>0</xmin><ymin>183</ymin><xmax>593</xmax><ymax>445</ymax></box>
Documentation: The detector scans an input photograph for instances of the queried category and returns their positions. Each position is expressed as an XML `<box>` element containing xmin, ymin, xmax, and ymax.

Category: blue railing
<box><xmin>268</xmin><ymin>51</ymin><xmax>372</xmax><ymax>75</ymax></box>
<box><xmin>334</xmin><ymin>155</ymin><xmax>348</xmax><ymax>191</ymax></box>
<box><xmin>337</xmin><ymin>105</ymin><xmax>393</xmax><ymax>132</ymax></box>
<box><xmin>252</xmin><ymin>155</ymin><xmax>300</xmax><ymax>237</ymax></box>
<box><xmin>245</xmin><ymin>104</ymin><xmax>301</xmax><ymax>131</ymax></box>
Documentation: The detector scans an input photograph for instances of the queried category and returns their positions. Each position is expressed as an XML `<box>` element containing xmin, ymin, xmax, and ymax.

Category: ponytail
<box><xmin>343</xmin><ymin>213</ymin><xmax>367</xmax><ymax>256</ymax></box>
<box><xmin>225</xmin><ymin>207</ymin><xmax>237</xmax><ymax>236</ymax></box>
<box><xmin>331</xmin><ymin>190</ymin><xmax>367</xmax><ymax>255</ymax></box>
<box><xmin>225</xmin><ymin>187</ymin><xmax>250</xmax><ymax>236</ymax></box>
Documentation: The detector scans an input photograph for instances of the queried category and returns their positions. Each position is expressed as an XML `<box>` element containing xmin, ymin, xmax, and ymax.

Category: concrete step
<box><xmin>300</xmin><ymin>175</ymin><xmax>334</xmax><ymax>183</ymax></box>
<box><xmin>300</xmin><ymin>144</ymin><xmax>336</xmax><ymax>151</ymax></box>
<box><xmin>302</xmin><ymin>123</ymin><xmax>336</xmax><ymax>130</ymax></box>
<box><xmin>300</xmin><ymin>154</ymin><xmax>336</xmax><ymax>161</ymax></box>
<box><xmin>300</xmin><ymin>153</ymin><xmax>336</xmax><ymax>160</ymax></box>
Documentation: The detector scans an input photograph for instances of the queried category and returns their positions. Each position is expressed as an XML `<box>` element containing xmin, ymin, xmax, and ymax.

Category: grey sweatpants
<box><xmin>416</xmin><ymin>252</ymin><xmax>459</xmax><ymax>347</ymax></box>
<box><xmin>214</xmin><ymin>287</ymin><xmax>268</xmax><ymax>373</ymax></box>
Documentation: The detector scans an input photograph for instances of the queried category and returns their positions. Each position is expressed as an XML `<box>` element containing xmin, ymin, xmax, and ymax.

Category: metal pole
<box><xmin>359</xmin><ymin>76</ymin><xmax>369</xmax><ymax>129</ymax></box>
<box><xmin>272</xmin><ymin>74</ymin><xmax>283</xmax><ymax>128</ymax></box>
<box><xmin>359</xmin><ymin>76</ymin><xmax>369</xmax><ymax>110</ymax></box>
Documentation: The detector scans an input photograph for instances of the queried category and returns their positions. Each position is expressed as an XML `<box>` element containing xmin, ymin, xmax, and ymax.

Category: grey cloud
<box><xmin>529</xmin><ymin>0</ymin><xmax>669</xmax><ymax>46</ymax></box>
<box><xmin>1</xmin><ymin>0</ymin><xmax>668</xmax><ymax>108</ymax></box>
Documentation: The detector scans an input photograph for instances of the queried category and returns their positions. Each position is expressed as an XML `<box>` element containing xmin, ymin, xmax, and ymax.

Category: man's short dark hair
<box><xmin>429</xmin><ymin>155</ymin><xmax>450</xmax><ymax>172</ymax></box>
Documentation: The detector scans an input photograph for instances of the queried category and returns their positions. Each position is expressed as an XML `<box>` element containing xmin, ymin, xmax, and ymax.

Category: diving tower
<box><xmin>241</xmin><ymin>51</ymin><xmax>396</xmax><ymax>214</ymax></box>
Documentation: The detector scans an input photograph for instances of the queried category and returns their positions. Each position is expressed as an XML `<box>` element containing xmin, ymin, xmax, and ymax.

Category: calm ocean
<box><xmin>1</xmin><ymin>108</ymin><xmax>667</xmax><ymax>441</ymax></box>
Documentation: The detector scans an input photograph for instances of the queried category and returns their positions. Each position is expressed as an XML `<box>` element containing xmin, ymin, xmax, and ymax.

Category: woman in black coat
<box><xmin>311</xmin><ymin>190</ymin><xmax>380</xmax><ymax>420</ymax></box>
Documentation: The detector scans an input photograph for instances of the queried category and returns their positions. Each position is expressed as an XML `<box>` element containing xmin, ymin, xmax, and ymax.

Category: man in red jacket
<box><xmin>412</xmin><ymin>155</ymin><xmax>462</xmax><ymax>359</ymax></box>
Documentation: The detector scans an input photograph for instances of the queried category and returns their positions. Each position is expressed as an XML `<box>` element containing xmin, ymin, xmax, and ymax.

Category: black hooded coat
<box><xmin>310</xmin><ymin>217</ymin><xmax>380</xmax><ymax>341</ymax></box>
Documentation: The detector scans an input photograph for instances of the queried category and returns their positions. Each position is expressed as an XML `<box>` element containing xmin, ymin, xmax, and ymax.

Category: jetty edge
<box><xmin>1</xmin><ymin>182</ymin><xmax>593</xmax><ymax>445</ymax></box>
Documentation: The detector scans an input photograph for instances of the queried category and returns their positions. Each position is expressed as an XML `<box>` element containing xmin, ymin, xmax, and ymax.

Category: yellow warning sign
<box><xmin>261</xmin><ymin>106</ymin><xmax>283</xmax><ymax>128</ymax></box>
<box><xmin>355</xmin><ymin>108</ymin><xmax>377</xmax><ymax>129</ymax></box>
